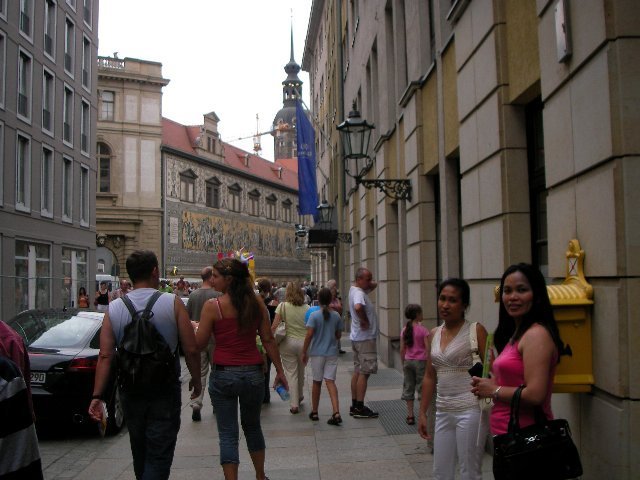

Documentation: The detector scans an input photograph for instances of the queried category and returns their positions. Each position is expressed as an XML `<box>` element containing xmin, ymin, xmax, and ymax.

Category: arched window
<box><xmin>97</xmin><ymin>142</ymin><xmax>111</xmax><ymax>192</ymax></box>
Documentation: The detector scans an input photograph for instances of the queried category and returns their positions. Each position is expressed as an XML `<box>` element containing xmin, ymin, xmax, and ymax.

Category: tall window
<box><xmin>0</xmin><ymin>122</ymin><xmax>4</xmax><ymax>205</ymax></box>
<box><xmin>0</xmin><ymin>32</ymin><xmax>5</xmax><ymax>108</ymax></box>
<box><xmin>80</xmin><ymin>99</ymin><xmax>89</xmax><ymax>154</ymax></box>
<box><xmin>64</xmin><ymin>17</ymin><xmax>75</xmax><ymax>75</ymax></box>
<box><xmin>44</xmin><ymin>0</ymin><xmax>56</xmax><ymax>58</ymax></box>
<box><xmin>18</xmin><ymin>50</ymin><xmax>32</xmax><ymax>120</ymax></box>
<box><xmin>19</xmin><ymin>0</ymin><xmax>33</xmax><ymax>38</ymax></box>
<box><xmin>42</xmin><ymin>69</ymin><xmax>54</xmax><ymax>133</ymax></box>
<box><xmin>63</xmin><ymin>85</ymin><xmax>73</xmax><ymax>144</ymax></box>
<box><xmin>179</xmin><ymin>171</ymin><xmax>195</xmax><ymax>203</ymax></box>
<box><xmin>83</xmin><ymin>0</ymin><xmax>92</xmax><ymax>26</ymax></box>
<box><xmin>526</xmin><ymin>99</ymin><xmax>548</xmax><ymax>277</ymax></box>
<box><xmin>62</xmin><ymin>156</ymin><xmax>73</xmax><ymax>221</ymax></box>
<box><xmin>100</xmin><ymin>90</ymin><xmax>114</xmax><ymax>120</ymax></box>
<box><xmin>16</xmin><ymin>133</ymin><xmax>31</xmax><ymax>211</ymax></box>
<box><xmin>282</xmin><ymin>200</ymin><xmax>292</xmax><ymax>223</ymax></box>
<box><xmin>82</xmin><ymin>36</ymin><xmax>91</xmax><ymax>89</ymax></box>
<box><xmin>228</xmin><ymin>184</ymin><xmax>241</xmax><ymax>212</ymax></box>
<box><xmin>15</xmin><ymin>241</ymin><xmax>51</xmax><ymax>312</ymax></box>
<box><xmin>97</xmin><ymin>142</ymin><xmax>111</xmax><ymax>192</ymax></box>
<box><xmin>41</xmin><ymin>146</ymin><xmax>53</xmax><ymax>217</ymax></box>
<box><xmin>266</xmin><ymin>195</ymin><xmax>277</xmax><ymax>220</ymax></box>
<box><xmin>62</xmin><ymin>248</ymin><xmax>87</xmax><ymax>308</ymax></box>
<box><xmin>80</xmin><ymin>165</ymin><xmax>89</xmax><ymax>225</ymax></box>
<box><xmin>205</xmin><ymin>178</ymin><xmax>220</xmax><ymax>208</ymax></box>
<box><xmin>248</xmin><ymin>190</ymin><xmax>260</xmax><ymax>216</ymax></box>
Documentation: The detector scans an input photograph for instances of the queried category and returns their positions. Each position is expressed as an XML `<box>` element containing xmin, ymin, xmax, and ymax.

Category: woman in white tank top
<box><xmin>417</xmin><ymin>278</ymin><xmax>489</xmax><ymax>480</ymax></box>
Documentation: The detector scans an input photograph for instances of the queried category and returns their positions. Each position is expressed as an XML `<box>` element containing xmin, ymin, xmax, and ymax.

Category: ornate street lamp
<box><xmin>337</xmin><ymin>102</ymin><xmax>412</xmax><ymax>201</ymax></box>
<box><xmin>315</xmin><ymin>199</ymin><xmax>352</xmax><ymax>244</ymax></box>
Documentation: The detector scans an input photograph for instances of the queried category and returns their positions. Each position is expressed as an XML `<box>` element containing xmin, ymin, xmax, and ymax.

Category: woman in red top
<box><xmin>195</xmin><ymin>258</ymin><xmax>287</xmax><ymax>480</ymax></box>
<box><xmin>471</xmin><ymin>263</ymin><xmax>563</xmax><ymax>435</ymax></box>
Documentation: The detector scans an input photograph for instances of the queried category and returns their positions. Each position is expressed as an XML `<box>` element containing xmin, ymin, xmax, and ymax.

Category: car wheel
<box><xmin>106</xmin><ymin>388</ymin><xmax>124</xmax><ymax>435</ymax></box>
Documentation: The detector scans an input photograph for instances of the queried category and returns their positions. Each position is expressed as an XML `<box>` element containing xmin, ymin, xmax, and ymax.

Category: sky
<box><xmin>98</xmin><ymin>1</ymin><xmax>313</xmax><ymax>162</ymax></box>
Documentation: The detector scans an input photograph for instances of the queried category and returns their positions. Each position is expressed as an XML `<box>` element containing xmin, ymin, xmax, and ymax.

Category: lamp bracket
<box><xmin>356</xmin><ymin>178</ymin><xmax>412</xmax><ymax>201</ymax></box>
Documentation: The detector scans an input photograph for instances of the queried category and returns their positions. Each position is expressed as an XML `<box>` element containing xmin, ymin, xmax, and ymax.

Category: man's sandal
<box><xmin>308</xmin><ymin>411</ymin><xmax>319</xmax><ymax>421</ymax></box>
<box><xmin>327</xmin><ymin>412</ymin><xmax>342</xmax><ymax>426</ymax></box>
<box><xmin>406</xmin><ymin>416</ymin><xmax>415</xmax><ymax>425</ymax></box>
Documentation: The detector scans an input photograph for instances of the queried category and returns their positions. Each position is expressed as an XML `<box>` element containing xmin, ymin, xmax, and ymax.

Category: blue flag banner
<box><xmin>296</xmin><ymin>101</ymin><xmax>319</xmax><ymax>220</ymax></box>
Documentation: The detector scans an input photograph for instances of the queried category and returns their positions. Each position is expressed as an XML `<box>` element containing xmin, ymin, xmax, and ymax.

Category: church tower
<box><xmin>272</xmin><ymin>25</ymin><xmax>303</xmax><ymax>161</ymax></box>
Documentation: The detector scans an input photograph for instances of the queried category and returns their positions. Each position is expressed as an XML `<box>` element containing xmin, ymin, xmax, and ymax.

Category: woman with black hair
<box><xmin>471</xmin><ymin>263</ymin><xmax>564</xmax><ymax>436</ymax></box>
<box><xmin>400</xmin><ymin>304</ymin><xmax>429</xmax><ymax>425</ymax></box>
<box><xmin>196</xmin><ymin>258</ymin><xmax>288</xmax><ymax>480</ymax></box>
<box><xmin>418</xmin><ymin>278</ymin><xmax>489</xmax><ymax>480</ymax></box>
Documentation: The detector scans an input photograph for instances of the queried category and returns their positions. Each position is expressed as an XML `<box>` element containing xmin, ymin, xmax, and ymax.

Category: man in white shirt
<box><xmin>348</xmin><ymin>267</ymin><xmax>379</xmax><ymax>418</ymax></box>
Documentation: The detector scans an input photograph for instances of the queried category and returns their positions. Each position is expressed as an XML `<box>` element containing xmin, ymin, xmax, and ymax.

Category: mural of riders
<box><xmin>181</xmin><ymin>211</ymin><xmax>295</xmax><ymax>256</ymax></box>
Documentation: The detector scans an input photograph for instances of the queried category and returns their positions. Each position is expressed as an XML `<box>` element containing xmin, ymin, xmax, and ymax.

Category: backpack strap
<box><xmin>121</xmin><ymin>291</ymin><xmax>163</xmax><ymax>321</ymax></box>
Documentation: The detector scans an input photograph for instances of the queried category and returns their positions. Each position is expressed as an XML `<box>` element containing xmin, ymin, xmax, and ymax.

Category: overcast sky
<box><xmin>98</xmin><ymin>1</ymin><xmax>313</xmax><ymax>162</ymax></box>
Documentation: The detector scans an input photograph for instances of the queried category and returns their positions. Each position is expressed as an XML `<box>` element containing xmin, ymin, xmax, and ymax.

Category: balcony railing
<box><xmin>81</xmin><ymin>133</ymin><xmax>88</xmax><ymax>152</ymax></box>
<box><xmin>82</xmin><ymin>69</ymin><xmax>89</xmax><ymax>86</ymax></box>
<box><xmin>63</xmin><ymin>122</ymin><xmax>71</xmax><ymax>142</ymax></box>
<box><xmin>64</xmin><ymin>53</ymin><xmax>72</xmax><ymax>72</ymax></box>
<box><xmin>97</xmin><ymin>57</ymin><xmax>125</xmax><ymax>70</ymax></box>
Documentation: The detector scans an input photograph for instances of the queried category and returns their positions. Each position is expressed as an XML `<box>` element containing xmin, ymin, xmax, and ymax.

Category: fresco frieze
<box><xmin>181</xmin><ymin>211</ymin><xmax>295</xmax><ymax>256</ymax></box>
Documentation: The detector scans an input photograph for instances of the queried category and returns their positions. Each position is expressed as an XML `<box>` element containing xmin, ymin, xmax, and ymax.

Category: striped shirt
<box><xmin>0</xmin><ymin>356</ymin><xmax>43</xmax><ymax>479</ymax></box>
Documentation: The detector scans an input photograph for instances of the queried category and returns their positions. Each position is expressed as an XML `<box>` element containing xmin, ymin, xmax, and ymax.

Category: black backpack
<box><xmin>116</xmin><ymin>292</ymin><xmax>178</xmax><ymax>393</ymax></box>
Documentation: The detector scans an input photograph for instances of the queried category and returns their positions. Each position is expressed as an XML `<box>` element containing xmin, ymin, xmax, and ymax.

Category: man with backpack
<box><xmin>88</xmin><ymin>250</ymin><xmax>202</xmax><ymax>480</ymax></box>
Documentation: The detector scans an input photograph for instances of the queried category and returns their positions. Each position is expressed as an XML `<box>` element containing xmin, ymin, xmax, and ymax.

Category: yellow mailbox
<box><xmin>547</xmin><ymin>239</ymin><xmax>594</xmax><ymax>393</ymax></box>
<box><xmin>494</xmin><ymin>239</ymin><xmax>594</xmax><ymax>393</ymax></box>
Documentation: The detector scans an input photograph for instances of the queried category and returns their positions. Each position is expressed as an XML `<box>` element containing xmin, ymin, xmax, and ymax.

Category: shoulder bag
<box><xmin>493</xmin><ymin>385</ymin><xmax>583</xmax><ymax>480</ymax></box>
<box><xmin>274</xmin><ymin>302</ymin><xmax>287</xmax><ymax>345</ymax></box>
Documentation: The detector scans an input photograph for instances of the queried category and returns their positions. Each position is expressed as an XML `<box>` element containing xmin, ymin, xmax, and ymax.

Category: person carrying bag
<box><xmin>493</xmin><ymin>385</ymin><xmax>582</xmax><ymax>480</ymax></box>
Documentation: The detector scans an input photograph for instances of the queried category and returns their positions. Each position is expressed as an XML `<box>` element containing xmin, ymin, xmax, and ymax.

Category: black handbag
<box><xmin>493</xmin><ymin>385</ymin><xmax>583</xmax><ymax>480</ymax></box>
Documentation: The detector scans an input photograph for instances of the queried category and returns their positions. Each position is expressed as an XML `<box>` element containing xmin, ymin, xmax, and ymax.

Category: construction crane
<box><xmin>228</xmin><ymin>114</ymin><xmax>279</xmax><ymax>155</ymax></box>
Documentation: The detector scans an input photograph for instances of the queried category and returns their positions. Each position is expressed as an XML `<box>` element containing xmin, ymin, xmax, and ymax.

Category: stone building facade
<box><xmin>162</xmin><ymin>113</ymin><xmax>309</xmax><ymax>284</ymax></box>
<box><xmin>95</xmin><ymin>56</ymin><xmax>168</xmax><ymax>280</ymax></box>
<box><xmin>0</xmin><ymin>1</ymin><xmax>99</xmax><ymax>318</ymax></box>
<box><xmin>303</xmin><ymin>0</ymin><xmax>639</xmax><ymax>477</ymax></box>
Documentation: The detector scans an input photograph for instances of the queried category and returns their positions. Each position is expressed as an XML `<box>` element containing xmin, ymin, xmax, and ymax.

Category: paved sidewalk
<box><xmin>60</xmin><ymin>347</ymin><xmax>494</xmax><ymax>479</ymax></box>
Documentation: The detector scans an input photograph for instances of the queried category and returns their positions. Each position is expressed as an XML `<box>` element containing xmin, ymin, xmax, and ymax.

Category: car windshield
<box><xmin>8</xmin><ymin>311</ymin><xmax>102</xmax><ymax>348</ymax></box>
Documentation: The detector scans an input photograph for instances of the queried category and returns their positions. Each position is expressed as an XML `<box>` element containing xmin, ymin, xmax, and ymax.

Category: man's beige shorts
<box><xmin>351</xmin><ymin>339</ymin><xmax>378</xmax><ymax>375</ymax></box>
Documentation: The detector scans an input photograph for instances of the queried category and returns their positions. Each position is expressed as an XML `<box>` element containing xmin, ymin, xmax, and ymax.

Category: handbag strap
<box><xmin>508</xmin><ymin>385</ymin><xmax>525</xmax><ymax>432</ymax></box>
<box><xmin>469</xmin><ymin>321</ymin><xmax>482</xmax><ymax>364</ymax></box>
<box><xmin>281</xmin><ymin>302</ymin><xmax>286</xmax><ymax>324</ymax></box>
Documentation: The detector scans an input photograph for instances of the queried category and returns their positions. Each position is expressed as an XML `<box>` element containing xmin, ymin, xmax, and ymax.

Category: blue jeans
<box><xmin>120</xmin><ymin>387</ymin><xmax>181</xmax><ymax>480</ymax></box>
<box><xmin>209</xmin><ymin>366</ymin><xmax>265</xmax><ymax>464</ymax></box>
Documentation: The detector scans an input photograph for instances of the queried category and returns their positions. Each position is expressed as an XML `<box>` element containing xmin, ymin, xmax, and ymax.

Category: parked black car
<box><xmin>6</xmin><ymin>308</ymin><xmax>124</xmax><ymax>435</ymax></box>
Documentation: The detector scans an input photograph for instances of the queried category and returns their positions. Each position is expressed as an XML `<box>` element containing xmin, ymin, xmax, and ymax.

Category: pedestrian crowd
<box><xmin>0</xmin><ymin>246</ymin><xmax>567</xmax><ymax>480</ymax></box>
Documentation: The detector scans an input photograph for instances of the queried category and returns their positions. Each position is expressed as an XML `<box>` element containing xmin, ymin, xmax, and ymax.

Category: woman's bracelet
<box><xmin>492</xmin><ymin>386</ymin><xmax>502</xmax><ymax>401</ymax></box>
